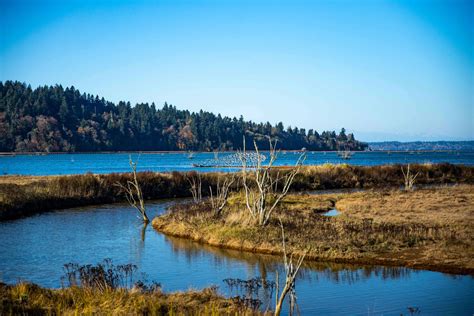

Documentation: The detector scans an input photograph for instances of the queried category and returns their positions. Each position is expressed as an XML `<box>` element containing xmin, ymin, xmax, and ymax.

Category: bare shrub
<box><xmin>186</xmin><ymin>172</ymin><xmax>203</xmax><ymax>203</ymax></box>
<box><xmin>274</xmin><ymin>219</ymin><xmax>307</xmax><ymax>316</ymax></box>
<box><xmin>402</xmin><ymin>164</ymin><xmax>419</xmax><ymax>191</ymax></box>
<box><xmin>61</xmin><ymin>258</ymin><xmax>139</xmax><ymax>291</ymax></box>
<box><xmin>239</xmin><ymin>138</ymin><xmax>306</xmax><ymax>226</ymax></box>
<box><xmin>209</xmin><ymin>174</ymin><xmax>236</xmax><ymax>216</ymax></box>
<box><xmin>114</xmin><ymin>156</ymin><xmax>150</xmax><ymax>223</ymax></box>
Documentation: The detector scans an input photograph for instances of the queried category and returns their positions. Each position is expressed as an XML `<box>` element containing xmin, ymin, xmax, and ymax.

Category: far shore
<box><xmin>1</xmin><ymin>149</ymin><xmax>473</xmax><ymax>156</ymax></box>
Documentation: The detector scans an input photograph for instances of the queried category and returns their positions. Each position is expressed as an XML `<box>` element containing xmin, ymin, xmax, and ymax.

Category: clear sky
<box><xmin>1</xmin><ymin>0</ymin><xmax>472</xmax><ymax>141</ymax></box>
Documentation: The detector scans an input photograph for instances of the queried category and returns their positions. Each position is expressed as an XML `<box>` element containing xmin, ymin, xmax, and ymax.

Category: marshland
<box><xmin>1</xmin><ymin>151</ymin><xmax>474</xmax><ymax>315</ymax></box>
<box><xmin>2</xmin><ymin>0</ymin><xmax>474</xmax><ymax>314</ymax></box>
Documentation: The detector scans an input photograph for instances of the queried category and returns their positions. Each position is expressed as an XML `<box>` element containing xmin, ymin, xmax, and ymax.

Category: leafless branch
<box><xmin>238</xmin><ymin>137</ymin><xmax>306</xmax><ymax>226</ymax></box>
<box><xmin>274</xmin><ymin>219</ymin><xmax>307</xmax><ymax>316</ymax></box>
<box><xmin>401</xmin><ymin>164</ymin><xmax>419</xmax><ymax>191</ymax></box>
<box><xmin>186</xmin><ymin>172</ymin><xmax>203</xmax><ymax>203</ymax></box>
<box><xmin>209</xmin><ymin>173</ymin><xmax>236</xmax><ymax>216</ymax></box>
<box><xmin>114</xmin><ymin>155</ymin><xmax>149</xmax><ymax>223</ymax></box>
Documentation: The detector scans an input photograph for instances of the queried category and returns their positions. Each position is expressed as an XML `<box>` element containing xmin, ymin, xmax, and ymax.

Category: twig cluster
<box><xmin>209</xmin><ymin>174</ymin><xmax>236</xmax><ymax>216</ymax></box>
<box><xmin>239</xmin><ymin>138</ymin><xmax>306</xmax><ymax>226</ymax></box>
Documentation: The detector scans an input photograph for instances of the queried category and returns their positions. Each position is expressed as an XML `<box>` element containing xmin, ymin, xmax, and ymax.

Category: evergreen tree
<box><xmin>0</xmin><ymin>81</ymin><xmax>368</xmax><ymax>152</ymax></box>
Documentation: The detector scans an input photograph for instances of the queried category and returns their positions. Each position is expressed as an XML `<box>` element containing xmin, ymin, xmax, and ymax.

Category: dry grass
<box><xmin>153</xmin><ymin>185</ymin><xmax>474</xmax><ymax>274</ymax></box>
<box><xmin>0</xmin><ymin>282</ymin><xmax>262</xmax><ymax>315</ymax></box>
<box><xmin>0</xmin><ymin>171</ymin><xmax>227</xmax><ymax>220</ymax></box>
<box><xmin>336</xmin><ymin>184</ymin><xmax>474</xmax><ymax>225</ymax></box>
<box><xmin>1</xmin><ymin>163</ymin><xmax>473</xmax><ymax>220</ymax></box>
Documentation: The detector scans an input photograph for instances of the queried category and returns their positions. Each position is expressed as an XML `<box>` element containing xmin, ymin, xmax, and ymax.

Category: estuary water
<box><xmin>0</xmin><ymin>151</ymin><xmax>473</xmax><ymax>176</ymax></box>
<box><xmin>0</xmin><ymin>200</ymin><xmax>472</xmax><ymax>315</ymax></box>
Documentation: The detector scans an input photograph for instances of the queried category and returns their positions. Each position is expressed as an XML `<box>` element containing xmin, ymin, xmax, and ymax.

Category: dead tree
<box><xmin>274</xmin><ymin>220</ymin><xmax>307</xmax><ymax>316</ymax></box>
<box><xmin>239</xmin><ymin>138</ymin><xmax>305</xmax><ymax>226</ymax></box>
<box><xmin>209</xmin><ymin>174</ymin><xmax>235</xmax><ymax>216</ymax></box>
<box><xmin>401</xmin><ymin>164</ymin><xmax>419</xmax><ymax>191</ymax></box>
<box><xmin>186</xmin><ymin>172</ymin><xmax>202</xmax><ymax>203</ymax></box>
<box><xmin>115</xmin><ymin>156</ymin><xmax>150</xmax><ymax>223</ymax></box>
<box><xmin>337</xmin><ymin>150</ymin><xmax>353</xmax><ymax>160</ymax></box>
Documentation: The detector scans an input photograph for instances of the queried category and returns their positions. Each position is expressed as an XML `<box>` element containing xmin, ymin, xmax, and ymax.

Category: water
<box><xmin>1</xmin><ymin>151</ymin><xmax>473</xmax><ymax>176</ymax></box>
<box><xmin>0</xmin><ymin>200</ymin><xmax>472</xmax><ymax>315</ymax></box>
<box><xmin>323</xmin><ymin>209</ymin><xmax>340</xmax><ymax>217</ymax></box>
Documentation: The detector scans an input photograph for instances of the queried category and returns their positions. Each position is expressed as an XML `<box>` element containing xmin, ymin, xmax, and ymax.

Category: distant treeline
<box><xmin>369</xmin><ymin>141</ymin><xmax>474</xmax><ymax>152</ymax></box>
<box><xmin>0</xmin><ymin>81</ymin><xmax>367</xmax><ymax>152</ymax></box>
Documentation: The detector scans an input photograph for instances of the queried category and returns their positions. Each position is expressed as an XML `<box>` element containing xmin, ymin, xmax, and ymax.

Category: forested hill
<box><xmin>369</xmin><ymin>141</ymin><xmax>474</xmax><ymax>151</ymax></box>
<box><xmin>0</xmin><ymin>81</ymin><xmax>367</xmax><ymax>152</ymax></box>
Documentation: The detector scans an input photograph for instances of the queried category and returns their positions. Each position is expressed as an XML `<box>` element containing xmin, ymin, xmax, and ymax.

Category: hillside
<box><xmin>0</xmin><ymin>81</ymin><xmax>367</xmax><ymax>152</ymax></box>
<box><xmin>369</xmin><ymin>141</ymin><xmax>474</xmax><ymax>151</ymax></box>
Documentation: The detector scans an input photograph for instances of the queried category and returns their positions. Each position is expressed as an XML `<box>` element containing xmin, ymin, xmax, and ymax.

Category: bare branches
<box><xmin>274</xmin><ymin>219</ymin><xmax>307</xmax><ymax>316</ymax></box>
<box><xmin>401</xmin><ymin>164</ymin><xmax>419</xmax><ymax>191</ymax></box>
<box><xmin>337</xmin><ymin>150</ymin><xmax>353</xmax><ymax>160</ymax></box>
<box><xmin>239</xmin><ymin>137</ymin><xmax>306</xmax><ymax>226</ymax></box>
<box><xmin>114</xmin><ymin>156</ymin><xmax>149</xmax><ymax>223</ymax></box>
<box><xmin>186</xmin><ymin>172</ymin><xmax>202</xmax><ymax>203</ymax></box>
<box><xmin>209</xmin><ymin>174</ymin><xmax>236</xmax><ymax>216</ymax></box>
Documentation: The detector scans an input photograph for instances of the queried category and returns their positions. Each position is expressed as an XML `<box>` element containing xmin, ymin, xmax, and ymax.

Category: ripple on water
<box><xmin>0</xmin><ymin>199</ymin><xmax>472</xmax><ymax>315</ymax></box>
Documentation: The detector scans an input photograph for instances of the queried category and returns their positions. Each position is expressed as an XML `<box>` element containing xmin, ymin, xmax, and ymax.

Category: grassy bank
<box><xmin>1</xmin><ymin>163</ymin><xmax>473</xmax><ymax>220</ymax></box>
<box><xmin>0</xmin><ymin>282</ymin><xmax>261</xmax><ymax>315</ymax></box>
<box><xmin>152</xmin><ymin>184</ymin><xmax>474</xmax><ymax>275</ymax></box>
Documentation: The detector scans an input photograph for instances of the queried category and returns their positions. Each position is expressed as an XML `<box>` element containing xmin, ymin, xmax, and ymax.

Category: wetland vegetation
<box><xmin>1</xmin><ymin>156</ymin><xmax>473</xmax><ymax>314</ymax></box>
<box><xmin>1</xmin><ymin>163</ymin><xmax>472</xmax><ymax>220</ymax></box>
<box><xmin>0</xmin><ymin>281</ymin><xmax>260</xmax><ymax>315</ymax></box>
<box><xmin>153</xmin><ymin>184</ymin><xmax>474</xmax><ymax>274</ymax></box>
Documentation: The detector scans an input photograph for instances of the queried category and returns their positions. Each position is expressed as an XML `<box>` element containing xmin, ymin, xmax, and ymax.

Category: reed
<box><xmin>1</xmin><ymin>163</ymin><xmax>473</xmax><ymax>220</ymax></box>
<box><xmin>0</xmin><ymin>258</ymin><xmax>264</xmax><ymax>315</ymax></box>
<box><xmin>0</xmin><ymin>282</ymin><xmax>262</xmax><ymax>315</ymax></box>
<box><xmin>153</xmin><ymin>184</ymin><xmax>474</xmax><ymax>275</ymax></box>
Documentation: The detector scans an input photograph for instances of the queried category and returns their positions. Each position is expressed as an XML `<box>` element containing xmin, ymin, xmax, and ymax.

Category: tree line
<box><xmin>0</xmin><ymin>81</ymin><xmax>367</xmax><ymax>152</ymax></box>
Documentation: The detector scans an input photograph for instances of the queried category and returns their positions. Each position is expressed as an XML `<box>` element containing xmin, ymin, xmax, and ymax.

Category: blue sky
<box><xmin>1</xmin><ymin>0</ymin><xmax>472</xmax><ymax>141</ymax></box>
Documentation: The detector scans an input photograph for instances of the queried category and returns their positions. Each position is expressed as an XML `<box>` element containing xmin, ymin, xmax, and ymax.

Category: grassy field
<box><xmin>153</xmin><ymin>184</ymin><xmax>474</xmax><ymax>275</ymax></box>
<box><xmin>0</xmin><ymin>282</ymin><xmax>262</xmax><ymax>315</ymax></box>
<box><xmin>1</xmin><ymin>163</ymin><xmax>473</xmax><ymax>220</ymax></box>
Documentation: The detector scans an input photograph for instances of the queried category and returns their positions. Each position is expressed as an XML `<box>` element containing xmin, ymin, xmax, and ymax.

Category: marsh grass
<box><xmin>0</xmin><ymin>171</ymin><xmax>225</xmax><ymax>220</ymax></box>
<box><xmin>0</xmin><ymin>282</ymin><xmax>261</xmax><ymax>315</ymax></box>
<box><xmin>61</xmin><ymin>259</ymin><xmax>141</xmax><ymax>291</ymax></box>
<box><xmin>1</xmin><ymin>163</ymin><xmax>473</xmax><ymax>220</ymax></box>
<box><xmin>0</xmin><ymin>259</ymin><xmax>263</xmax><ymax>315</ymax></box>
<box><xmin>153</xmin><ymin>185</ymin><xmax>474</xmax><ymax>274</ymax></box>
<box><xmin>223</xmin><ymin>278</ymin><xmax>276</xmax><ymax>311</ymax></box>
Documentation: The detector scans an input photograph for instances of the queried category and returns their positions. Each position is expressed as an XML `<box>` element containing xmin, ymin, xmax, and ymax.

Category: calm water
<box><xmin>1</xmin><ymin>151</ymin><xmax>473</xmax><ymax>176</ymax></box>
<box><xmin>0</xmin><ymin>200</ymin><xmax>472</xmax><ymax>315</ymax></box>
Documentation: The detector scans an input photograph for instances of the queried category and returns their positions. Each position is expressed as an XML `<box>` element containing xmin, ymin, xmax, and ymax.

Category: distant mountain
<box><xmin>368</xmin><ymin>141</ymin><xmax>474</xmax><ymax>151</ymax></box>
<box><xmin>0</xmin><ymin>81</ymin><xmax>367</xmax><ymax>152</ymax></box>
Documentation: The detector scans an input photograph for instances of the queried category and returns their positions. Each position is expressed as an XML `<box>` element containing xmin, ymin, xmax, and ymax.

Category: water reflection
<box><xmin>0</xmin><ymin>199</ymin><xmax>472</xmax><ymax>315</ymax></box>
<box><xmin>164</xmin><ymin>235</ymin><xmax>415</xmax><ymax>285</ymax></box>
<box><xmin>140</xmin><ymin>223</ymin><xmax>147</xmax><ymax>243</ymax></box>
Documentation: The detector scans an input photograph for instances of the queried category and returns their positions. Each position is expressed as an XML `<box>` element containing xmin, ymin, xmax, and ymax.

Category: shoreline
<box><xmin>152</xmin><ymin>224</ymin><xmax>473</xmax><ymax>275</ymax></box>
<box><xmin>152</xmin><ymin>185</ymin><xmax>474</xmax><ymax>276</ymax></box>
<box><xmin>1</xmin><ymin>149</ymin><xmax>473</xmax><ymax>156</ymax></box>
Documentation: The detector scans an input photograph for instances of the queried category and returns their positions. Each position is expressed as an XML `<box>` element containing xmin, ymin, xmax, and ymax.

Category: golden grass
<box><xmin>336</xmin><ymin>185</ymin><xmax>474</xmax><ymax>225</ymax></box>
<box><xmin>1</xmin><ymin>163</ymin><xmax>473</xmax><ymax>220</ymax></box>
<box><xmin>153</xmin><ymin>185</ymin><xmax>474</xmax><ymax>275</ymax></box>
<box><xmin>0</xmin><ymin>282</ymin><xmax>262</xmax><ymax>315</ymax></box>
